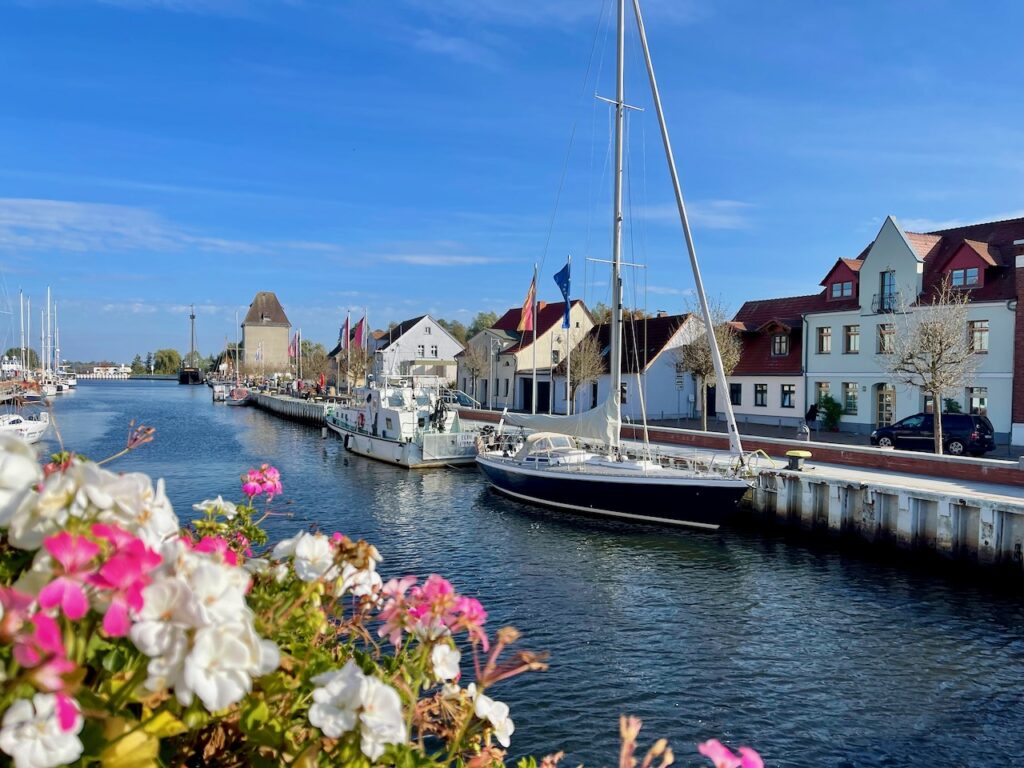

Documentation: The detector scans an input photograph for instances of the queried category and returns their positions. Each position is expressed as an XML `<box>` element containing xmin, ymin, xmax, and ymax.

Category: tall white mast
<box><xmin>607</xmin><ymin>0</ymin><xmax>626</xmax><ymax>452</ymax></box>
<box><xmin>18</xmin><ymin>290</ymin><xmax>25</xmax><ymax>372</ymax></box>
<box><xmin>26</xmin><ymin>298</ymin><xmax>30</xmax><ymax>374</ymax></box>
<box><xmin>46</xmin><ymin>286</ymin><xmax>51</xmax><ymax>375</ymax></box>
<box><xmin>54</xmin><ymin>302</ymin><xmax>60</xmax><ymax>374</ymax></box>
<box><xmin>631</xmin><ymin>0</ymin><xmax>744</xmax><ymax>457</ymax></box>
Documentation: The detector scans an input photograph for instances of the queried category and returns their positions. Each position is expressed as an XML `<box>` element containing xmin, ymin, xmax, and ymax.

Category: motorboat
<box><xmin>0</xmin><ymin>411</ymin><xmax>50</xmax><ymax>444</ymax></box>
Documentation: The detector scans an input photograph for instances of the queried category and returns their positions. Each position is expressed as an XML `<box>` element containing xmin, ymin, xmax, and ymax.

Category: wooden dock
<box><xmin>251</xmin><ymin>392</ymin><xmax>329</xmax><ymax>426</ymax></box>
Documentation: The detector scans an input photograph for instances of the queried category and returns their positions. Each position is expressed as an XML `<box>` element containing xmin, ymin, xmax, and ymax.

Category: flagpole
<box><xmin>566</xmin><ymin>255</ymin><xmax>572</xmax><ymax>414</ymax></box>
<box><xmin>531</xmin><ymin>263</ymin><xmax>538</xmax><ymax>414</ymax></box>
<box><xmin>346</xmin><ymin>310</ymin><xmax>351</xmax><ymax>395</ymax></box>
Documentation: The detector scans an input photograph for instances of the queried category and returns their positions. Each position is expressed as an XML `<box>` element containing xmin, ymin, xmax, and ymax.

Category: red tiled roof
<box><xmin>733</xmin><ymin>328</ymin><xmax>803</xmax><ymax>376</ymax></box>
<box><xmin>493</xmin><ymin>300</ymin><xmax>589</xmax><ymax>353</ymax></box>
<box><xmin>962</xmin><ymin>239</ymin><xmax>999</xmax><ymax>267</ymax></box>
<box><xmin>914</xmin><ymin>217</ymin><xmax>1024</xmax><ymax>302</ymax></box>
<box><xmin>733</xmin><ymin>293</ymin><xmax>855</xmax><ymax>328</ymax></box>
<box><xmin>904</xmin><ymin>232</ymin><xmax>941</xmax><ymax>260</ymax></box>
<box><xmin>571</xmin><ymin>313</ymin><xmax>693</xmax><ymax>374</ymax></box>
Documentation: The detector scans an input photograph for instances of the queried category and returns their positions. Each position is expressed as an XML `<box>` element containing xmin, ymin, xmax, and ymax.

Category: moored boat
<box><xmin>0</xmin><ymin>411</ymin><xmax>50</xmax><ymax>444</ymax></box>
<box><xmin>226</xmin><ymin>386</ymin><xmax>251</xmax><ymax>406</ymax></box>
<box><xmin>326</xmin><ymin>382</ymin><xmax>477</xmax><ymax>468</ymax></box>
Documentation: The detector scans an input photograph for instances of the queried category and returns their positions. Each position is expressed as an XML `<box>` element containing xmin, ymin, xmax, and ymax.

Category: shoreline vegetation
<box><xmin>0</xmin><ymin>429</ymin><xmax>762</xmax><ymax>767</ymax></box>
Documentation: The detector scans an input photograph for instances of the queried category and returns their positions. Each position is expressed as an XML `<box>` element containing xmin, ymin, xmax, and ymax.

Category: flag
<box><xmin>353</xmin><ymin>317</ymin><xmax>365</xmax><ymax>349</ymax></box>
<box><xmin>553</xmin><ymin>259</ymin><xmax>571</xmax><ymax>329</ymax></box>
<box><xmin>287</xmin><ymin>333</ymin><xmax>297</xmax><ymax>358</ymax></box>
<box><xmin>340</xmin><ymin>316</ymin><xmax>350</xmax><ymax>350</ymax></box>
<box><xmin>517</xmin><ymin>276</ymin><xmax>536</xmax><ymax>333</ymax></box>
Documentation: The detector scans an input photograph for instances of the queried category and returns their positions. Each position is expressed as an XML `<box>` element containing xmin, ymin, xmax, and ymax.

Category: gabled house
<box><xmin>456</xmin><ymin>301</ymin><xmax>593</xmax><ymax>412</ymax></box>
<box><xmin>550</xmin><ymin>312</ymin><xmax>702</xmax><ymax>419</ymax></box>
<box><xmin>373</xmin><ymin>315</ymin><xmax>463</xmax><ymax>386</ymax></box>
<box><xmin>735</xmin><ymin>215</ymin><xmax>1023</xmax><ymax>442</ymax></box>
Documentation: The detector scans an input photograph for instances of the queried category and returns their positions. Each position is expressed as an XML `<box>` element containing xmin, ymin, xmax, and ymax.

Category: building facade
<box><xmin>241</xmin><ymin>292</ymin><xmax>292</xmax><ymax>374</ymax></box>
<box><xmin>373</xmin><ymin>315</ymin><xmax>463</xmax><ymax>386</ymax></box>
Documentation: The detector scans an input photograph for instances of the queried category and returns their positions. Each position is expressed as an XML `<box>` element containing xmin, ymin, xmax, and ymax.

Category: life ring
<box><xmin>358</xmin><ymin>413</ymin><xmax>366</xmax><ymax>430</ymax></box>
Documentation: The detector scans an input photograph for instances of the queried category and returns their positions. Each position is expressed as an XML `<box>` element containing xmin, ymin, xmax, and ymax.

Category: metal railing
<box><xmin>870</xmin><ymin>292</ymin><xmax>901</xmax><ymax>313</ymax></box>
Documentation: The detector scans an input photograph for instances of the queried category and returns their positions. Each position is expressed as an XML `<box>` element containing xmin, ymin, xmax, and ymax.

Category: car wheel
<box><xmin>946</xmin><ymin>440</ymin><xmax>966</xmax><ymax>456</ymax></box>
<box><xmin>877</xmin><ymin>436</ymin><xmax>894</xmax><ymax>448</ymax></box>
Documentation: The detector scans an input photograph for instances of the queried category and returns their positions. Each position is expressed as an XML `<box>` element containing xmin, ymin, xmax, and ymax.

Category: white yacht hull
<box><xmin>326</xmin><ymin>416</ymin><xmax>476</xmax><ymax>468</ymax></box>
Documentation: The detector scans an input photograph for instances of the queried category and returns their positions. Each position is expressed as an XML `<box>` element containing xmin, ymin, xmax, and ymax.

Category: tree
<box><xmin>130</xmin><ymin>355</ymin><xmax>146</xmax><ymax>374</ymax></box>
<box><xmin>335</xmin><ymin>345</ymin><xmax>373</xmax><ymax>391</ymax></box>
<box><xmin>467</xmin><ymin>311</ymin><xmax>499</xmax><ymax>338</ymax></box>
<box><xmin>883</xmin><ymin>276</ymin><xmax>977</xmax><ymax>455</ymax></box>
<box><xmin>437</xmin><ymin>319</ymin><xmax>468</xmax><ymax>344</ymax></box>
<box><xmin>460</xmin><ymin>343</ymin><xmax>490</xmax><ymax>400</ymax></box>
<box><xmin>153</xmin><ymin>349</ymin><xmax>182</xmax><ymax>374</ymax></box>
<box><xmin>674</xmin><ymin>301</ymin><xmax>741</xmax><ymax>431</ymax></box>
<box><xmin>144</xmin><ymin>352</ymin><xmax>154</xmax><ymax>373</ymax></box>
<box><xmin>300</xmin><ymin>339</ymin><xmax>330</xmax><ymax>383</ymax></box>
<box><xmin>563</xmin><ymin>331</ymin><xmax>605</xmax><ymax>412</ymax></box>
<box><xmin>592</xmin><ymin>303</ymin><xmax>648</xmax><ymax>324</ymax></box>
<box><xmin>3</xmin><ymin>347</ymin><xmax>39</xmax><ymax>369</ymax></box>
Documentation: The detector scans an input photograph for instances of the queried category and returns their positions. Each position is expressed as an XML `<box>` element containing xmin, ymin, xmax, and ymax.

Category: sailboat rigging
<box><xmin>178</xmin><ymin>305</ymin><xmax>204</xmax><ymax>385</ymax></box>
<box><xmin>475</xmin><ymin>0</ymin><xmax>751</xmax><ymax>529</ymax></box>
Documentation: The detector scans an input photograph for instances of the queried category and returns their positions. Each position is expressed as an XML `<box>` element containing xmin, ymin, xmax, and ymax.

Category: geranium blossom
<box><xmin>431</xmin><ymin>642</ymin><xmax>461</xmax><ymax>682</ymax></box>
<box><xmin>38</xmin><ymin>532</ymin><xmax>99</xmax><ymax>621</ymax></box>
<box><xmin>192</xmin><ymin>496</ymin><xmax>238</xmax><ymax>520</ymax></box>
<box><xmin>469</xmin><ymin>684</ymin><xmax>515</xmax><ymax>748</ymax></box>
<box><xmin>0</xmin><ymin>693</ymin><xmax>83</xmax><ymax>768</ymax></box>
<box><xmin>698</xmin><ymin>739</ymin><xmax>763</xmax><ymax>768</ymax></box>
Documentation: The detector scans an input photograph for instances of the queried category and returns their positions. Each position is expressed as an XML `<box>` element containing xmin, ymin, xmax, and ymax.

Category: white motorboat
<box><xmin>0</xmin><ymin>411</ymin><xmax>50</xmax><ymax>444</ymax></box>
<box><xmin>475</xmin><ymin>0</ymin><xmax>752</xmax><ymax>530</ymax></box>
<box><xmin>326</xmin><ymin>381</ymin><xmax>478</xmax><ymax>468</ymax></box>
<box><xmin>212</xmin><ymin>384</ymin><xmax>228</xmax><ymax>402</ymax></box>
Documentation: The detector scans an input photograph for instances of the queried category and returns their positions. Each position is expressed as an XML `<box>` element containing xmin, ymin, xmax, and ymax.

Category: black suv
<box><xmin>870</xmin><ymin>412</ymin><xmax>996</xmax><ymax>456</ymax></box>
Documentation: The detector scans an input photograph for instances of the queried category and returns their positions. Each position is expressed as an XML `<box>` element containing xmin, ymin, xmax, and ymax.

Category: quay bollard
<box><xmin>786</xmin><ymin>449</ymin><xmax>812</xmax><ymax>471</ymax></box>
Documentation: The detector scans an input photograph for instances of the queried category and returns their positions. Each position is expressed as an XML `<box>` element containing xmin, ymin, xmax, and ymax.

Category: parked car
<box><xmin>869</xmin><ymin>412</ymin><xmax>995</xmax><ymax>456</ymax></box>
<box><xmin>439</xmin><ymin>390</ymin><xmax>478</xmax><ymax>408</ymax></box>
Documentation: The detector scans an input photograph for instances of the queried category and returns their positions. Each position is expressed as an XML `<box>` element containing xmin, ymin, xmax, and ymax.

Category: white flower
<box><xmin>0</xmin><ymin>694</ymin><xmax>83</xmax><ymax>768</ymax></box>
<box><xmin>470</xmin><ymin>685</ymin><xmax>515</xmax><ymax>749</ymax></box>
<box><xmin>188</xmin><ymin>561</ymin><xmax>250</xmax><ymax>625</ymax></box>
<box><xmin>243</xmin><ymin>558</ymin><xmax>270</xmax><ymax>575</ymax></box>
<box><xmin>271</xmin><ymin>533</ymin><xmax>301</xmax><ymax>560</ymax></box>
<box><xmin>358</xmin><ymin>675</ymin><xmax>406</xmax><ymax>761</ymax></box>
<box><xmin>430</xmin><ymin>643</ymin><xmax>461</xmax><ymax>683</ymax></box>
<box><xmin>309</xmin><ymin>660</ymin><xmax>364</xmax><ymax>738</ymax></box>
<box><xmin>271</xmin><ymin>563</ymin><xmax>289</xmax><ymax>583</ymax></box>
<box><xmin>180</xmin><ymin>621</ymin><xmax>277</xmax><ymax>711</ymax></box>
<box><xmin>293</xmin><ymin>533</ymin><xmax>337</xmax><ymax>582</ymax></box>
<box><xmin>0</xmin><ymin>435</ymin><xmax>41</xmax><ymax>530</ymax></box>
<box><xmin>340</xmin><ymin>562</ymin><xmax>382</xmax><ymax>598</ymax></box>
<box><xmin>192</xmin><ymin>495</ymin><xmax>237</xmax><ymax>520</ymax></box>
<box><xmin>308</xmin><ymin>661</ymin><xmax>406</xmax><ymax>760</ymax></box>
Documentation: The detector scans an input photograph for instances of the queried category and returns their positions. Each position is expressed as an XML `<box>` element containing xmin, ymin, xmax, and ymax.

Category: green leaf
<box><xmin>241</xmin><ymin>699</ymin><xmax>270</xmax><ymax>733</ymax></box>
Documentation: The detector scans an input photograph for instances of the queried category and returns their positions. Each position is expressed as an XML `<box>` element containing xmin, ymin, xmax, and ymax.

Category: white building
<box><xmin>733</xmin><ymin>215</ymin><xmax>1024</xmax><ymax>443</ymax></box>
<box><xmin>373</xmin><ymin>315</ymin><xmax>463</xmax><ymax>386</ymax></box>
<box><xmin>549</xmin><ymin>313</ymin><xmax>702</xmax><ymax>420</ymax></box>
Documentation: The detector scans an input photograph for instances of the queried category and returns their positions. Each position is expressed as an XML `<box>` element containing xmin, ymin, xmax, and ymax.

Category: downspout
<box><xmin>802</xmin><ymin>313</ymin><xmax>809</xmax><ymax>420</ymax></box>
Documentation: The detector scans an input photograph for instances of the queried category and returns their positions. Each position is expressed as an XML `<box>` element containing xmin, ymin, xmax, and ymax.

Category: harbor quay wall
<box><xmin>252</xmin><ymin>393</ymin><xmax>329</xmax><ymax>425</ymax></box>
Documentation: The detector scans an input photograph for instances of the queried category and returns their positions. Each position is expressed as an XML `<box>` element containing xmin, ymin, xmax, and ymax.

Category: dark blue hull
<box><xmin>476</xmin><ymin>456</ymin><xmax>749</xmax><ymax>529</ymax></box>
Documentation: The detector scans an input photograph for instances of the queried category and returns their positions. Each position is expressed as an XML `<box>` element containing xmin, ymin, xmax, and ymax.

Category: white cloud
<box><xmin>900</xmin><ymin>211</ymin><xmax>1024</xmax><ymax>233</ymax></box>
<box><xmin>636</xmin><ymin>199</ymin><xmax>754</xmax><ymax>230</ymax></box>
<box><xmin>0</xmin><ymin>198</ymin><xmax>344</xmax><ymax>257</ymax></box>
<box><xmin>382</xmin><ymin>253</ymin><xmax>503</xmax><ymax>266</ymax></box>
<box><xmin>410</xmin><ymin>29</ymin><xmax>497</xmax><ymax>67</ymax></box>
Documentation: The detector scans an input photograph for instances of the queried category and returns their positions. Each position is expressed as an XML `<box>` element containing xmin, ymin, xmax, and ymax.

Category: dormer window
<box><xmin>830</xmin><ymin>281</ymin><xmax>853</xmax><ymax>299</ymax></box>
<box><xmin>951</xmin><ymin>267</ymin><xmax>979</xmax><ymax>288</ymax></box>
<box><xmin>771</xmin><ymin>334</ymin><xmax>789</xmax><ymax>356</ymax></box>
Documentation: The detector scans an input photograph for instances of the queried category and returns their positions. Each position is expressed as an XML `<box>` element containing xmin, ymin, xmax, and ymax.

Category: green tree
<box><xmin>3</xmin><ymin>347</ymin><xmax>39</xmax><ymax>369</ymax></box>
<box><xmin>300</xmin><ymin>339</ymin><xmax>329</xmax><ymax>383</ymax></box>
<box><xmin>153</xmin><ymin>348</ymin><xmax>182</xmax><ymax>374</ymax></box>
<box><xmin>436</xmin><ymin>319</ymin><xmax>468</xmax><ymax>344</ymax></box>
<box><xmin>144</xmin><ymin>352</ymin><xmax>154</xmax><ymax>373</ymax></box>
<box><xmin>467</xmin><ymin>311</ymin><xmax>499</xmax><ymax>338</ymax></box>
<box><xmin>130</xmin><ymin>354</ymin><xmax>146</xmax><ymax>374</ymax></box>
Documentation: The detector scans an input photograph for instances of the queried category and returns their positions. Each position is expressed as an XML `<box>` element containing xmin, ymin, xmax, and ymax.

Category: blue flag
<box><xmin>553</xmin><ymin>259</ymin><xmax>571</xmax><ymax>329</ymax></box>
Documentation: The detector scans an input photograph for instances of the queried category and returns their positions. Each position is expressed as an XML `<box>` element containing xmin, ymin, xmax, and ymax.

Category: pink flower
<box><xmin>698</xmin><ymin>740</ymin><xmax>761</xmax><ymax>768</ymax></box>
<box><xmin>38</xmin><ymin>533</ymin><xmax>100</xmax><ymax>621</ymax></box>
<box><xmin>377</xmin><ymin>576</ymin><xmax>417</xmax><ymax>646</ymax></box>
<box><xmin>193</xmin><ymin>536</ymin><xmax>239</xmax><ymax>566</ymax></box>
<box><xmin>242</xmin><ymin>481</ymin><xmax>263</xmax><ymax>497</ymax></box>
<box><xmin>87</xmin><ymin>540</ymin><xmax>161</xmax><ymax>637</ymax></box>
<box><xmin>91</xmin><ymin>523</ymin><xmax>137</xmax><ymax>551</ymax></box>
<box><xmin>54</xmin><ymin>693</ymin><xmax>81</xmax><ymax>733</ymax></box>
<box><xmin>13</xmin><ymin>613</ymin><xmax>65</xmax><ymax>669</ymax></box>
<box><xmin>453</xmin><ymin>596</ymin><xmax>489</xmax><ymax>651</ymax></box>
<box><xmin>0</xmin><ymin>587</ymin><xmax>35</xmax><ymax>639</ymax></box>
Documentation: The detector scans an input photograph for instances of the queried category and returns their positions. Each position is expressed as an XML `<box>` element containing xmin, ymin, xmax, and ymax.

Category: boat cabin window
<box><xmin>533</xmin><ymin>435</ymin><xmax>574</xmax><ymax>452</ymax></box>
<box><xmin>386</xmin><ymin>417</ymin><xmax>394</xmax><ymax>432</ymax></box>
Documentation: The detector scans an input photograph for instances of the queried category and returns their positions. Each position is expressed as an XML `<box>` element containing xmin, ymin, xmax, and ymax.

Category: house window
<box><xmin>430</xmin><ymin>345</ymin><xmax>438</xmax><ymax>358</ymax></box>
<box><xmin>878</xmin><ymin>270</ymin><xmax>897</xmax><ymax>311</ymax></box>
<box><xmin>877</xmin><ymin>324</ymin><xmax>895</xmax><ymax>354</ymax></box>
<box><xmin>844</xmin><ymin>325</ymin><xmax>860</xmax><ymax>354</ymax></box>
<box><xmin>815</xmin><ymin>381</ymin><xmax>830</xmax><ymax>404</ymax></box>
<box><xmin>771</xmin><ymin>334</ymin><xmax>789</xmax><ymax>356</ymax></box>
<box><xmin>968</xmin><ymin>320</ymin><xmax>989</xmax><ymax>353</ymax></box>
<box><xmin>781</xmin><ymin>384</ymin><xmax>795</xmax><ymax>408</ymax></box>
<box><xmin>842</xmin><ymin>382</ymin><xmax>858</xmax><ymax>415</ymax></box>
<box><xmin>503</xmin><ymin>379</ymin><xmax>509</xmax><ymax>397</ymax></box>
<box><xmin>967</xmin><ymin>387</ymin><xmax>988</xmax><ymax>415</ymax></box>
<box><xmin>552</xmin><ymin>350</ymin><xmax>560</xmax><ymax>364</ymax></box>
<box><xmin>830</xmin><ymin>281</ymin><xmax>853</xmax><ymax>298</ymax></box>
<box><xmin>416</xmin><ymin>345</ymin><xmax>425</xmax><ymax>357</ymax></box>
<box><xmin>951</xmin><ymin>268</ymin><xmax>980</xmax><ymax>288</ymax></box>
<box><xmin>424</xmin><ymin>326</ymin><xmax>431</xmax><ymax>335</ymax></box>
<box><xmin>817</xmin><ymin>326</ymin><xmax>832</xmax><ymax>354</ymax></box>
<box><xmin>729</xmin><ymin>383</ymin><xmax>741</xmax><ymax>406</ymax></box>
<box><xmin>754</xmin><ymin>384</ymin><xmax>767</xmax><ymax>407</ymax></box>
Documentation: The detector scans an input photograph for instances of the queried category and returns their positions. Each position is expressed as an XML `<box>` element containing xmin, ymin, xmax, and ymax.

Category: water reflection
<box><xmin>38</xmin><ymin>381</ymin><xmax>1024</xmax><ymax>768</ymax></box>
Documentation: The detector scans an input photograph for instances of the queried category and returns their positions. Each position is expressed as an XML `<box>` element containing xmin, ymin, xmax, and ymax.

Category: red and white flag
<box><xmin>288</xmin><ymin>332</ymin><xmax>298</xmax><ymax>358</ymax></box>
<box><xmin>352</xmin><ymin>317</ymin><xmax>366</xmax><ymax>349</ymax></box>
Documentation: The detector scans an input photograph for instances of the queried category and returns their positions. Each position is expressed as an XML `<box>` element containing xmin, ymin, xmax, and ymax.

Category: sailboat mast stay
<box><xmin>609</xmin><ymin>0</ymin><xmax>626</xmax><ymax>453</ymax></box>
<box><xmin>630</xmin><ymin>0</ymin><xmax>744</xmax><ymax>458</ymax></box>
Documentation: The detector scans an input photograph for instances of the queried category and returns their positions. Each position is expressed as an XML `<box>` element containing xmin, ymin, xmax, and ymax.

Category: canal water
<box><xmin>36</xmin><ymin>381</ymin><xmax>1024</xmax><ymax>767</ymax></box>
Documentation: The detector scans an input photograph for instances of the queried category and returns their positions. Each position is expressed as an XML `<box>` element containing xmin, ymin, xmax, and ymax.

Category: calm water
<box><xmin>36</xmin><ymin>381</ymin><xmax>1024</xmax><ymax>767</ymax></box>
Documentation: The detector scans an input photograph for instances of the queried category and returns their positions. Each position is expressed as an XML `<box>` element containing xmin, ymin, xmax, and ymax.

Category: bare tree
<box><xmin>674</xmin><ymin>302</ymin><xmax>741</xmax><ymax>430</ymax></box>
<box><xmin>461</xmin><ymin>343</ymin><xmax>490</xmax><ymax>399</ymax></box>
<box><xmin>337</xmin><ymin>346</ymin><xmax>373</xmax><ymax>390</ymax></box>
<box><xmin>564</xmin><ymin>331</ymin><xmax>605</xmax><ymax>412</ymax></box>
<box><xmin>882</xmin><ymin>275</ymin><xmax>977</xmax><ymax>455</ymax></box>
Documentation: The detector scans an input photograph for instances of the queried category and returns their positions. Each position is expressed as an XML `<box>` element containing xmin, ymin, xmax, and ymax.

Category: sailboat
<box><xmin>178</xmin><ymin>305</ymin><xmax>204</xmax><ymax>385</ymax></box>
<box><xmin>226</xmin><ymin>311</ymin><xmax>251</xmax><ymax>406</ymax></box>
<box><xmin>475</xmin><ymin>0</ymin><xmax>751</xmax><ymax>529</ymax></box>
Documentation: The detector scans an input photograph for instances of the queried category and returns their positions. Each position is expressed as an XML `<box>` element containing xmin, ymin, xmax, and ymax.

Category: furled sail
<box><xmin>503</xmin><ymin>394</ymin><xmax>619</xmax><ymax>447</ymax></box>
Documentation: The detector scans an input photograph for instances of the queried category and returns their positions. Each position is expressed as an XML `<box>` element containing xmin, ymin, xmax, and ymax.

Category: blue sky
<box><xmin>2</xmin><ymin>0</ymin><xmax>1023</xmax><ymax>361</ymax></box>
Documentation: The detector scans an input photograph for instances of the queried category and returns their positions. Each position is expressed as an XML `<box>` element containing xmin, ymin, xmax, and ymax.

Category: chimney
<box><xmin>656</xmin><ymin>310</ymin><xmax>668</xmax><ymax>318</ymax></box>
<box><xmin>1013</xmin><ymin>251</ymin><xmax>1024</xmax><ymax>446</ymax></box>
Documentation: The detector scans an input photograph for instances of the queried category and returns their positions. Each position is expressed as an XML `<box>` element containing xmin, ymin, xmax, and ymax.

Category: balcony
<box><xmin>871</xmin><ymin>292</ymin><xmax>901</xmax><ymax>313</ymax></box>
